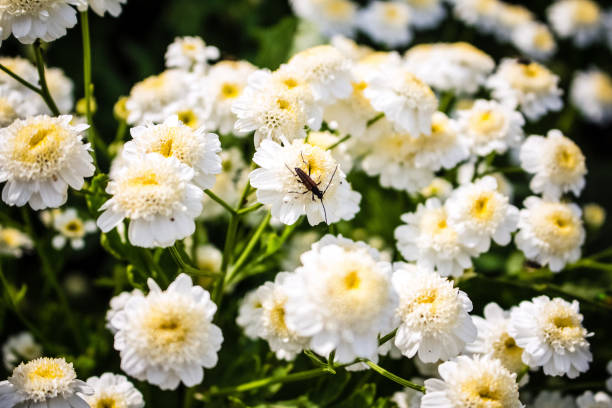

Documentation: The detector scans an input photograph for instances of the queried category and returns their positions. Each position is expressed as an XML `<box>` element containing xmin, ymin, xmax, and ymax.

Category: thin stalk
<box><xmin>362</xmin><ymin>360</ymin><xmax>425</xmax><ymax>393</ymax></box>
<box><xmin>140</xmin><ymin>248</ymin><xmax>168</xmax><ymax>285</ymax></box>
<box><xmin>183</xmin><ymin>386</ymin><xmax>195</xmax><ymax>408</ymax></box>
<box><xmin>227</xmin><ymin>212</ymin><xmax>271</xmax><ymax>283</ymax></box>
<box><xmin>567</xmin><ymin>259</ymin><xmax>612</xmax><ymax>273</ymax></box>
<box><xmin>213</xmin><ymin>213</ymin><xmax>239</xmax><ymax>305</ymax></box>
<box><xmin>32</xmin><ymin>41</ymin><xmax>60</xmax><ymax>116</ymax></box>
<box><xmin>586</xmin><ymin>246</ymin><xmax>612</xmax><ymax>261</ymax></box>
<box><xmin>204</xmin><ymin>189</ymin><xmax>236</xmax><ymax>215</ymax></box>
<box><xmin>169</xmin><ymin>245</ymin><xmax>219</xmax><ymax>278</ymax></box>
<box><xmin>366</xmin><ymin>112</ymin><xmax>384</xmax><ymax>127</ymax></box>
<box><xmin>237</xmin><ymin>202</ymin><xmax>263</xmax><ymax>215</ymax></box>
<box><xmin>0</xmin><ymin>63</ymin><xmax>42</xmax><ymax>93</ymax></box>
<box><xmin>326</xmin><ymin>134</ymin><xmax>351</xmax><ymax>150</ymax></box>
<box><xmin>378</xmin><ymin>328</ymin><xmax>397</xmax><ymax>346</ymax></box>
<box><xmin>516</xmin><ymin>365</ymin><xmax>529</xmax><ymax>383</ymax></box>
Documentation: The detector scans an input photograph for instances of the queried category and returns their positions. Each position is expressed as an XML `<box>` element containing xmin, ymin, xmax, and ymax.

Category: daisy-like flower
<box><xmin>446</xmin><ymin>176</ymin><xmax>519</xmax><ymax>252</ymax></box>
<box><xmin>487</xmin><ymin>58</ymin><xmax>563</xmax><ymax>121</ymax></box>
<box><xmin>421</xmin><ymin>355</ymin><xmax>523</xmax><ymax>408</ymax></box>
<box><xmin>51</xmin><ymin>207</ymin><xmax>97</xmax><ymax>250</ymax></box>
<box><xmin>403</xmin><ymin>0</ymin><xmax>445</xmax><ymax>29</ymax></box>
<box><xmin>421</xmin><ymin>178</ymin><xmax>453</xmax><ymax>200</ymax></box>
<box><xmin>520</xmin><ymin>130</ymin><xmax>586</xmax><ymax>199</ymax></box>
<box><xmin>0</xmin><ymin>357</ymin><xmax>92</xmax><ymax>407</ymax></box>
<box><xmin>0</xmin><ymin>88</ymin><xmax>37</xmax><ymax>127</ymax></box>
<box><xmin>532</xmin><ymin>391</ymin><xmax>576</xmax><ymax>408</ymax></box>
<box><xmin>0</xmin><ymin>226</ymin><xmax>33</xmax><ymax>257</ymax></box>
<box><xmin>165</xmin><ymin>36</ymin><xmax>220</xmax><ymax>72</ymax></box>
<box><xmin>515</xmin><ymin>197</ymin><xmax>585</xmax><ymax>272</ymax></box>
<box><xmin>364</xmin><ymin>65</ymin><xmax>438</xmax><ymax>135</ymax></box>
<box><xmin>570</xmin><ymin>69</ymin><xmax>612</xmax><ymax>124</ymax></box>
<box><xmin>80</xmin><ymin>373</ymin><xmax>144</xmax><ymax>408</ymax></box>
<box><xmin>452</xmin><ymin>0</ymin><xmax>502</xmax><ymax>34</ymax></box>
<box><xmin>577</xmin><ymin>391</ymin><xmax>612</xmax><ymax>408</ymax></box>
<box><xmin>236</xmin><ymin>289</ymin><xmax>263</xmax><ymax>340</ymax></box>
<box><xmin>237</xmin><ymin>273</ymin><xmax>309</xmax><ymax>360</ymax></box>
<box><xmin>249</xmin><ymin>138</ymin><xmax>360</xmax><ymax>226</ymax></box>
<box><xmin>357</xmin><ymin>1</ymin><xmax>412</xmax><ymax>48</ymax></box>
<box><xmin>492</xmin><ymin>3</ymin><xmax>534</xmax><ymax>41</ymax></box>
<box><xmin>110</xmin><ymin>274</ymin><xmax>223</xmax><ymax>390</ymax></box>
<box><xmin>306</xmin><ymin>130</ymin><xmax>353</xmax><ymax>172</ymax></box>
<box><xmin>395</xmin><ymin>198</ymin><xmax>478</xmax><ymax>277</ymax></box>
<box><xmin>195</xmin><ymin>244</ymin><xmax>222</xmax><ymax>274</ymax></box>
<box><xmin>96</xmin><ymin>153</ymin><xmax>204</xmax><ymax>248</ymax></box>
<box><xmin>392</xmin><ymin>263</ymin><xmax>477</xmax><ymax>362</ymax></box>
<box><xmin>0</xmin><ymin>0</ymin><xmax>79</xmax><ymax>44</ymax></box>
<box><xmin>2</xmin><ymin>332</ymin><xmax>42</xmax><ymax>371</ymax></box>
<box><xmin>77</xmin><ymin>0</ymin><xmax>127</xmax><ymax>17</ymax></box>
<box><xmin>509</xmin><ymin>296</ymin><xmax>592</xmax><ymax>378</ymax></box>
<box><xmin>456</xmin><ymin>99</ymin><xmax>525</xmax><ymax>156</ymax></box>
<box><xmin>284</xmin><ymin>235</ymin><xmax>397</xmax><ymax>363</ymax></box>
<box><xmin>45</xmin><ymin>68</ymin><xmax>74</xmax><ymax>114</ymax></box>
<box><xmin>0</xmin><ymin>115</ymin><xmax>94</xmax><ymax>210</ymax></box>
<box><xmin>547</xmin><ymin>0</ymin><xmax>603</xmax><ymax>47</ymax></box>
<box><xmin>511</xmin><ymin>22</ymin><xmax>557</xmax><ymax>61</ymax></box>
<box><xmin>466</xmin><ymin>303</ymin><xmax>526</xmax><ymax>375</ymax></box>
<box><xmin>330</xmin><ymin>35</ymin><xmax>374</xmax><ymax>61</ymax></box>
<box><xmin>205</xmin><ymin>60</ymin><xmax>257</xmax><ymax>134</ymax></box>
<box><xmin>123</xmin><ymin>115</ymin><xmax>222</xmax><ymax>190</ymax></box>
<box><xmin>404</xmin><ymin>43</ymin><xmax>495</xmax><ymax>95</ymax></box>
<box><xmin>289</xmin><ymin>0</ymin><xmax>357</xmax><ymax>37</ymax></box>
<box><xmin>105</xmin><ymin>289</ymin><xmax>144</xmax><ymax>334</ymax></box>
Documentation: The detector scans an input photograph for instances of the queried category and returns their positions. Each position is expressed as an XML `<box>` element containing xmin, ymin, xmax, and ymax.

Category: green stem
<box><xmin>586</xmin><ymin>247</ymin><xmax>612</xmax><ymax>261</ymax></box>
<box><xmin>140</xmin><ymin>248</ymin><xmax>168</xmax><ymax>285</ymax></box>
<box><xmin>438</xmin><ymin>91</ymin><xmax>455</xmax><ymax>113</ymax></box>
<box><xmin>32</xmin><ymin>40</ymin><xmax>60</xmax><ymax>116</ymax></box>
<box><xmin>378</xmin><ymin>328</ymin><xmax>397</xmax><ymax>346</ymax></box>
<box><xmin>366</xmin><ymin>113</ymin><xmax>384</xmax><ymax>127</ymax></box>
<box><xmin>227</xmin><ymin>211</ymin><xmax>271</xmax><ymax>283</ymax></box>
<box><xmin>516</xmin><ymin>365</ymin><xmax>529</xmax><ymax>383</ymax></box>
<box><xmin>204</xmin><ymin>189</ymin><xmax>236</xmax><ymax>215</ymax></box>
<box><xmin>362</xmin><ymin>360</ymin><xmax>425</xmax><ymax>393</ymax></box>
<box><xmin>0</xmin><ymin>63</ymin><xmax>42</xmax><ymax>93</ymax></box>
<box><xmin>169</xmin><ymin>245</ymin><xmax>219</xmax><ymax>278</ymax></box>
<box><xmin>183</xmin><ymin>386</ymin><xmax>195</xmax><ymax>408</ymax></box>
<box><xmin>326</xmin><ymin>134</ymin><xmax>351</xmax><ymax>150</ymax></box>
<box><xmin>237</xmin><ymin>202</ymin><xmax>263</xmax><ymax>215</ymax></box>
<box><xmin>567</xmin><ymin>259</ymin><xmax>612</xmax><ymax>273</ymax></box>
<box><xmin>113</xmin><ymin>119</ymin><xmax>127</xmax><ymax>145</ymax></box>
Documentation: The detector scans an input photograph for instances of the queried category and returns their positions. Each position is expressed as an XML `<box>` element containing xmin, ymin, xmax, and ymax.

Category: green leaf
<box><xmin>85</xmin><ymin>173</ymin><xmax>109</xmax><ymax>214</ymax></box>
<box><xmin>252</xmin><ymin>17</ymin><xmax>298</xmax><ymax>69</ymax></box>
<box><xmin>333</xmin><ymin>383</ymin><xmax>377</xmax><ymax>408</ymax></box>
<box><xmin>13</xmin><ymin>284</ymin><xmax>27</xmax><ymax>304</ymax></box>
<box><xmin>100</xmin><ymin>230</ymin><xmax>125</xmax><ymax>260</ymax></box>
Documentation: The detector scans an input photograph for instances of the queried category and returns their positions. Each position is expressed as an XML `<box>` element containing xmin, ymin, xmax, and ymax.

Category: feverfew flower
<box><xmin>466</xmin><ymin>303</ymin><xmax>525</xmax><ymax>375</ymax></box>
<box><xmin>249</xmin><ymin>139</ymin><xmax>360</xmax><ymax>226</ymax></box>
<box><xmin>2</xmin><ymin>332</ymin><xmax>42</xmax><ymax>371</ymax></box>
<box><xmin>195</xmin><ymin>244</ymin><xmax>222</xmax><ymax>274</ymax></box>
<box><xmin>403</xmin><ymin>0</ymin><xmax>445</xmax><ymax>29</ymax></box>
<box><xmin>110</xmin><ymin>274</ymin><xmax>223</xmax><ymax>390</ymax></box>
<box><xmin>456</xmin><ymin>99</ymin><xmax>525</xmax><ymax>156</ymax></box>
<box><xmin>284</xmin><ymin>235</ymin><xmax>397</xmax><ymax>363</ymax></box>
<box><xmin>509</xmin><ymin>296</ymin><xmax>592</xmax><ymax>378</ymax></box>
<box><xmin>547</xmin><ymin>0</ymin><xmax>603</xmax><ymax>47</ymax></box>
<box><xmin>45</xmin><ymin>67</ymin><xmax>74</xmax><ymax>114</ymax></box>
<box><xmin>0</xmin><ymin>0</ymin><xmax>79</xmax><ymax>44</ymax></box>
<box><xmin>487</xmin><ymin>59</ymin><xmax>563</xmax><ymax>121</ymax></box>
<box><xmin>51</xmin><ymin>207</ymin><xmax>97</xmax><ymax>250</ymax></box>
<box><xmin>79</xmin><ymin>0</ymin><xmax>127</xmax><ymax>17</ymax></box>
<box><xmin>421</xmin><ymin>178</ymin><xmax>453</xmax><ymax>200</ymax></box>
<box><xmin>330</xmin><ymin>35</ymin><xmax>374</xmax><ymax>61</ymax></box>
<box><xmin>577</xmin><ymin>391</ymin><xmax>612</xmax><ymax>408</ymax></box>
<box><xmin>123</xmin><ymin>115</ymin><xmax>222</xmax><ymax>189</ymax></box>
<box><xmin>0</xmin><ymin>226</ymin><xmax>32</xmax><ymax>257</ymax></box>
<box><xmin>105</xmin><ymin>289</ymin><xmax>144</xmax><ymax>334</ymax></box>
<box><xmin>306</xmin><ymin>130</ymin><xmax>353</xmax><ymax>172</ymax></box>
<box><xmin>96</xmin><ymin>153</ymin><xmax>204</xmax><ymax>248</ymax></box>
<box><xmin>446</xmin><ymin>176</ymin><xmax>519</xmax><ymax>252</ymax></box>
<box><xmin>511</xmin><ymin>22</ymin><xmax>557</xmax><ymax>61</ymax></box>
<box><xmin>81</xmin><ymin>373</ymin><xmax>144</xmax><ymax>408</ymax></box>
<box><xmin>357</xmin><ymin>1</ymin><xmax>412</xmax><ymax>48</ymax></box>
<box><xmin>0</xmin><ymin>357</ymin><xmax>92</xmax><ymax>408</ymax></box>
<box><xmin>570</xmin><ymin>69</ymin><xmax>612</xmax><ymax>124</ymax></box>
<box><xmin>395</xmin><ymin>198</ymin><xmax>478</xmax><ymax>277</ymax></box>
<box><xmin>365</xmin><ymin>65</ymin><xmax>438</xmax><ymax>135</ymax></box>
<box><xmin>532</xmin><ymin>391</ymin><xmax>576</xmax><ymax>408</ymax></box>
<box><xmin>392</xmin><ymin>263</ymin><xmax>477</xmax><ymax>362</ymax></box>
<box><xmin>452</xmin><ymin>0</ymin><xmax>501</xmax><ymax>34</ymax></box>
<box><xmin>520</xmin><ymin>130</ymin><xmax>586</xmax><ymax>199</ymax></box>
<box><xmin>165</xmin><ymin>36</ymin><xmax>219</xmax><ymax>72</ymax></box>
<box><xmin>492</xmin><ymin>3</ymin><xmax>534</xmax><ymax>41</ymax></box>
<box><xmin>0</xmin><ymin>88</ymin><xmax>36</xmax><ymax>126</ymax></box>
<box><xmin>421</xmin><ymin>355</ymin><xmax>522</xmax><ymax>408</ymax></box>
<box><xmin>289</xmin><ymin>0</ymin><xmax>357</xmax><ymax>37</ymax></box>
<box><xmin>0</xmin><ymin>115</ymin><xmax>94</xmax><ymax>210</ymax></box>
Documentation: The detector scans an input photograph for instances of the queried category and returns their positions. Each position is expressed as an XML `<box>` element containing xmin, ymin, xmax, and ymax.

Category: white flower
<box><xmin>0</xmin><ymin>0</ymin><xmax>79</xmax><ymax>44</ymax></box>
<box><xmin>547</xmin><ymin>0</ymin><xmax>603</xmax><ymax>47</ymax></box>
<box><xmin>520</xmin><ymin>130</ymin><xmax>586</xmax><ymax>199</ymax></box>
<box><xmin>46</xmin><ymin>67</ymin><xmax>74</xmax><ymax>114</ymax></box>
<box><xmin>195</xmin><ymin>244</ymin><xmax>222</xmax><ymax>274</ymax></box>
<box><xmin>404</xmin><ymin>42</ymin><xmax>494</xmax><ymax>95</ymax></box>
<box><xmin>403</xmin><ymin>0</ymin><xmax>445</xmax><ymax>29</ymax></box>
<box><xmin>511</xmin><ymin>22</ymin><xmax>557</xmax><ymax>61</ymax></box>
<box><xmin>357</xmin><ymin>1</ymin><xmax>412</xmax><ymax>48</ymax></box>
<box><xmin>0</xmin><ymin>115</ymin><xmax>94</xmax><ymax>210</ymax></box>
<box><xmin>249</xmin><ymin>139</ymin><xmax>360</xmax><ymax>226</ymax></box>
<box><xmin>105</xmin><ymin>289</ymin><xmax>144</xmax><ymax>334</ymax></box>
<box><xmin>0</xmin><ymin>57</ymin><xmax>38</xmax><ymax>89</ymax></box>
<box><xmin>165</xmin><ymin>36</ymin><xmax>219</xmax><ymax>72</ymax></box>
<box><xmin>509</xmin><ymin>295</ymin><xmax>592</xmax><ymax>378</ymax></box>
<box><xmin>51</xmin><ymin>207</ymin><xmax>97</xmax><ymax>250</ymax></box>
<box><xmin>330</xmin><ymin>35</ymin><xmax>374</xmax><ymax>61</ymax></box>
<box><xmin>289</xmin><ymin>0</ymin><xmax>357</xmax><ymax>37</ymax></box>
<box><xmin>0</xmin><ymin>357</ymin><xmax>92</xmax><ymax>407</ymax></box>
<box><xmin>2</xmin><ymin>332</ymin><xmax>42</xmax><ymax>371</ymax></box>
<box><xmin>0</xmin><ymin>226</ymin><xmax>33</xmax><ymax>258</ymax></box>
<box><xmin>491</xmin><ymin>3</ymin><xmax>534</xmax><ymax>41</ymax></box>
<box><xmin>421</xmin><ymin>178</ymin><xmax>453</xmax><ymax>200</ymax></box>
<box><xmin>284</xmin><ymin>235</ymin><xmax>397</xmax><ymax>363</ymax></box>
<box><xmin>446</xmin><ymin>176</ymin><xmax>519</xmax><ymax>253</ymax></box>
<box><xmin>516</xmin><ymin>197</ymin><xmax>585</xmax><ymax>272</ymax></box>
<box><xmin>96</xmin><ymin>153</ymin><xmax>204</xmax><ymax>248</ymax></box>
<box><xmin>532</xmin><ymin>391</ymin><xmax>576</xmax><ymax>408</ymax></box>
<box><xmin>577</xmin><ymin>391</ymin><xmax>612</xmax><ymax>408</ymax></box>
<box><xmin>111</xmin><ymin>274</ymin><xmax>223</xmax><ymax>390</ymax></box>
<box><xmin>205</xmin><ymin>60</ymin><xmax>257</xmax><ymax>134</ymax></box>
<box><xmin>466</xmin><ymin>303</ymin><xmax>525</xmax><ymax>374</ymax></box>
<box><xmin>422</xmin><ymin>355</ymin><xmax>523</xmax><ymax>408</ymax></box>
<box><xmin>79</xmin><ymin>0</ymin><xmax>126</xmax><ymax>17</ymax></box>
<box><xmin>392</xmin><ymin>263</ymin><xmax>477</xmax><ymax>362</ymax></box>
<box><xmin>395</xmin><ymin>198</ymin><xmax>478</xmax><ymax>277</ymax></box>
<box><xmin>487</xmin><ymin>59</ymin><xmax>563</xmax><ymax>121</ymax></box>
<box><xmin>452</xmin><ymin>0</ymin><xmax>502</xmax><ymax>34</ymax></box>
<box><xmin>456</xmin><ymin>99</ymin><xmax>525</xmax><ymax>156</ymax></box>
<box><xmin>0</xmin><ymin>88</ymin><xmax>37</xmax><ymax>127</ymax></box>
<box><xmin>236</xmin><ymin>289</ymin><xmax>264</xmax><ymax>340</ymax></box>
<box><xmin>306</xmin><ymin>130</ymin><xmax>353</xmax><ymax>172</ymax></box>
<box><xmin>365</xmin><ymin>65</ymin><xmax>437</xmax><ymax>135</ymax></box>
<box><xmin>81</xmin><ymin>373</ymin><xmax>144</xmax><ymax>408</ymax></box>
<box><xmin>571</xmin><ymin>69</ymin><xmax>612</xmax><ymax>124</ymax></box>
<box><xmin>123</xmin><ymin>115</ymin><xmax>222</xmax><ymax>190</ymax></box>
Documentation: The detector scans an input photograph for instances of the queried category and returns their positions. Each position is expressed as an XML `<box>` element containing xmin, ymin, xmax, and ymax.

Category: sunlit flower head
<box><xmin>547</xmin><ymin>0</ymin><xmax>603</xmax><ymax>47</ymax></box>
<box><xmin>0</xmin><ymin>226</ymin><xmax>33</xmax><ymax>258</ymax></box>
<box><xmin>330</xmin><ymin>35</ymin><xmax>374</xmax><ymax>61</ymax></box>
<box><xmin>492</xmin><ymin>3</ymin><xmax>534</xmax><ymax>41</ymax></box>
<box><xmin>2</xmin><ymin>332</ymin><xmax>42</xmax><ymax>371</ymax></box>
<box><xmin>51</xmin><ymin>207</ymin><xmax>97</xmax><ymax>250</ymax></box>
<box><xmin>357</xmin><ymin>1</ymin><xmax>412</xmax><ymax>48</ymax></box>
<box><xmin>421</xmin><ymin>178</ymin><xmax>453</xmax><ymax>200</ymax></box>
<box><xmin>289</xmin><ymin>0</ymin><xmax>357</xmax><ymax>37</ymax></box>
<box><xmin>80</xmin><ymin>373</ymin><xmax>144</xmax><ymax>408</ymax></box>
<box><xmin>570</xmin><ymin>69</ymin><xmax>612</xmax><ymax>124</ymax></box>
<box><xmin>306</xmin><ymin>130</ymin><xmax>353</xmax><ymax>172</ymax></box>
<box><xmin>511</xmin><ymin>22</ymin><xmax>557</xmax><ymax>61</ymax></box>
<box><xmin>165</xmin><ymin>36</ymin><xmax>219</xmax><ymax>72</ymax></box>
<box><xmin>452</xmin><ymin>0</ymin><xmax>502</xmax><ymax>34</ymax></box>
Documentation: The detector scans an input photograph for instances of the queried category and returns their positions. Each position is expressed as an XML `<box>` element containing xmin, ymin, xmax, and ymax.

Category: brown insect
<box><xmin>285</xmin><ymin>153</ymin><xmax>338</xmax><ymax>224</ymax></box>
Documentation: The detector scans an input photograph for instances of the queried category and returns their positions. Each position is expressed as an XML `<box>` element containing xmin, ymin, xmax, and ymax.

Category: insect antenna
<box><xmin>323</xmin><ymin>165</ymin><xmax>339</xmax><ymax>195</ymax></box>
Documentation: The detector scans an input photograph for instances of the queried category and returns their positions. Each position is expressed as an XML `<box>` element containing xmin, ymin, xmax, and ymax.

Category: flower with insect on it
<box><xmin>249</xmin><ymin>139</ymin><xmax>361</xmax><ymax>226</ymax></box>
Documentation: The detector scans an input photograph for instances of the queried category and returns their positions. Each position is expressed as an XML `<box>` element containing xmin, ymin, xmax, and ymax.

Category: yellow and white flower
<box><xmin>492</xmin><ymin>3</ymin><xmax>534</xmax><ymax>41</ymax></box>
<box><xmin>392</xmin><ymin>263</ymin><xmax>477</xmax><ymax>362</ymax></box>
<box><xmin>289</xmin><ymin>0</ymin><xmax>357</xmax><ymax>37</ymax></box>
<box><xmin>2</xmin><ymin>332</ymin><xmax>42</xmax><ymax>371</ymax></box>
<box><xmin>165</xmin><ymin>36</ymin><xmax>220</xmax><ymax>72</ymax></box>
<box><xmin>80</xmin><ymin>373</ymin><xmax>144</xmax><ymax>408</ymax></box>
<box><xmin>547</xmin><ymin>0</ymin><xmax>603</xmax><ymax>47</ymax></box>
<box><xmin>570</xmin><ymin>69</ymin><xmax>612</xmax><ymax>124</ymax></box>
<box><xmin>51</xmin><ymin>207</ymin><xmax>97</xmax><ymax>250</ymax></box>
<box><xmin>330</xmin><ymin>35</ymin><xmax>374</xmax><ymax>61</ymax></box>
<box><xmin>0</xmin><ymin>226</ymin><xmax>32</xmax><ymax>257</ymax></box>
<box><xmin>77</xmin><ymin>0</ymin><xmax>127</xmax><ymax>17</ymax></box>
<box><xmin>110</xmin><ymin>274</ymin><xmax>223</xmax><ymax>390</ymax></box>
<box><xmin>306</xmin><ymin>130</ymin><xmax>353</xmax><ymax>172</ymax></box>
<box><xmin>511</xmin><ymin>22</ymin><xmax>557</xmax><ymax>61</ymax></box>
<box><xmin>195</xmin><ymin>244</ymin><xmax>222</xmax><ymax>274</ymax></box>
<box><xmin>452</xmin><ymin>0</ymin><xmax>502</xmax><ymax>34</ymax></box>
<box><xmin>357</xmin><ymin>1</ymin><xmax>412</xmax><ymax>48</ymax></box>
<box><xmin>0</xmin><ymin>115</ymin><xmax>94</xmax><ymax>210</ymax></box>
<box><xmin>509</xmin><ymin>296</ymin><xmax>592</xmax><ymax>378</ymax></box>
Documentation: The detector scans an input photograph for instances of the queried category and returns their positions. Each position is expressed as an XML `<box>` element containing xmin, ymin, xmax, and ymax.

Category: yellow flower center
<box><xmin>28</xmin><ymin>361</ymin><xmax>65</xmax><ymax>381</ymax></box>
<box><xmin>95</xmin><ymin>398</ymin><xmax>118</xmax><ymax>408</ymax></box>
<box><xmin>277</xmin><ymin>98</ymin><xmax>291</xmax><ymax>111</ymax></box>
<box><xmin>324</xmin><ymin>0</ymin><xmax>353</xmax><ymax>18</ymax></box>
<box><xmin>146</xmin><ymin>312</ymin><xmax>189</xmax><ymax>347</ymax></box>
<box><xmin>469</xmin><ymin>110</ymin><xmax>504</xmax><ymax>135</ymax></box>
<box><xmin>343</xmin><ymin>270</ymin><xmax>361</xmax><ymax>290</ymax></box>
<box><xmin>62</xmin><ymin>219</ymin><xmax>84</xmax><ymax>238</ymax></box>
<box><xmin>383</xmin><ymin>4</ymin><xmax>402</xmax><ymax>22</ymax></box>
<box><xmin>541</xmin><ymin>303</ymin><xmax>587</xmax><ymax>349</ymax></box>
<box><xmin>268</xmin><ymin>299</ymin><xmax>290</xmax><ymax>337</ymax></box>
<box><xmin>1</xmin><ymin>229</ymin><xmax>22</xmax><ymax>247</ymax></box>
<box><xmin>470</xmin><ymin>193</ymin><xmax>495</xmax><ymax>221</ymax></box>
<box><xmin>533</xmin><ymin>29</ymin><xmax>554</xmax><ymax>50</ymax></box>
<box><xmin>594</xmin><ymin>74</ymin><xmax>612</xmax><ymax>103</ymax></box>
<box><xmin>12</xmin><ymin>122</ymin><xmax>68</xmax><ymax>167</ymax></box>
<box><xmin>177</xmin><ymin>110</ymin><xmax>198</xmax><ymax>128</ymax></box>
<box><xmin>220</xmin><ymin>82</ymin><xmax>240</xmax><ymax>99</ymax></box>
<box><xmin>283</xmin><ymin>78</ymin><xmax>299</xmax><ymax>89</ymax></box>
<box><xmin>128</xmin><ymin>173</ymin><xmax>159</xmax><ymax>187</ymax></box>
<box><xmin>555</xmin><ymin>144</ymin><xmax>580</xmax><ymax>171</ymax></box>
<box><xmin>574</xmin><ymin>0</ymin><xmax>600</xmax><ymax>24</ymax></box>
